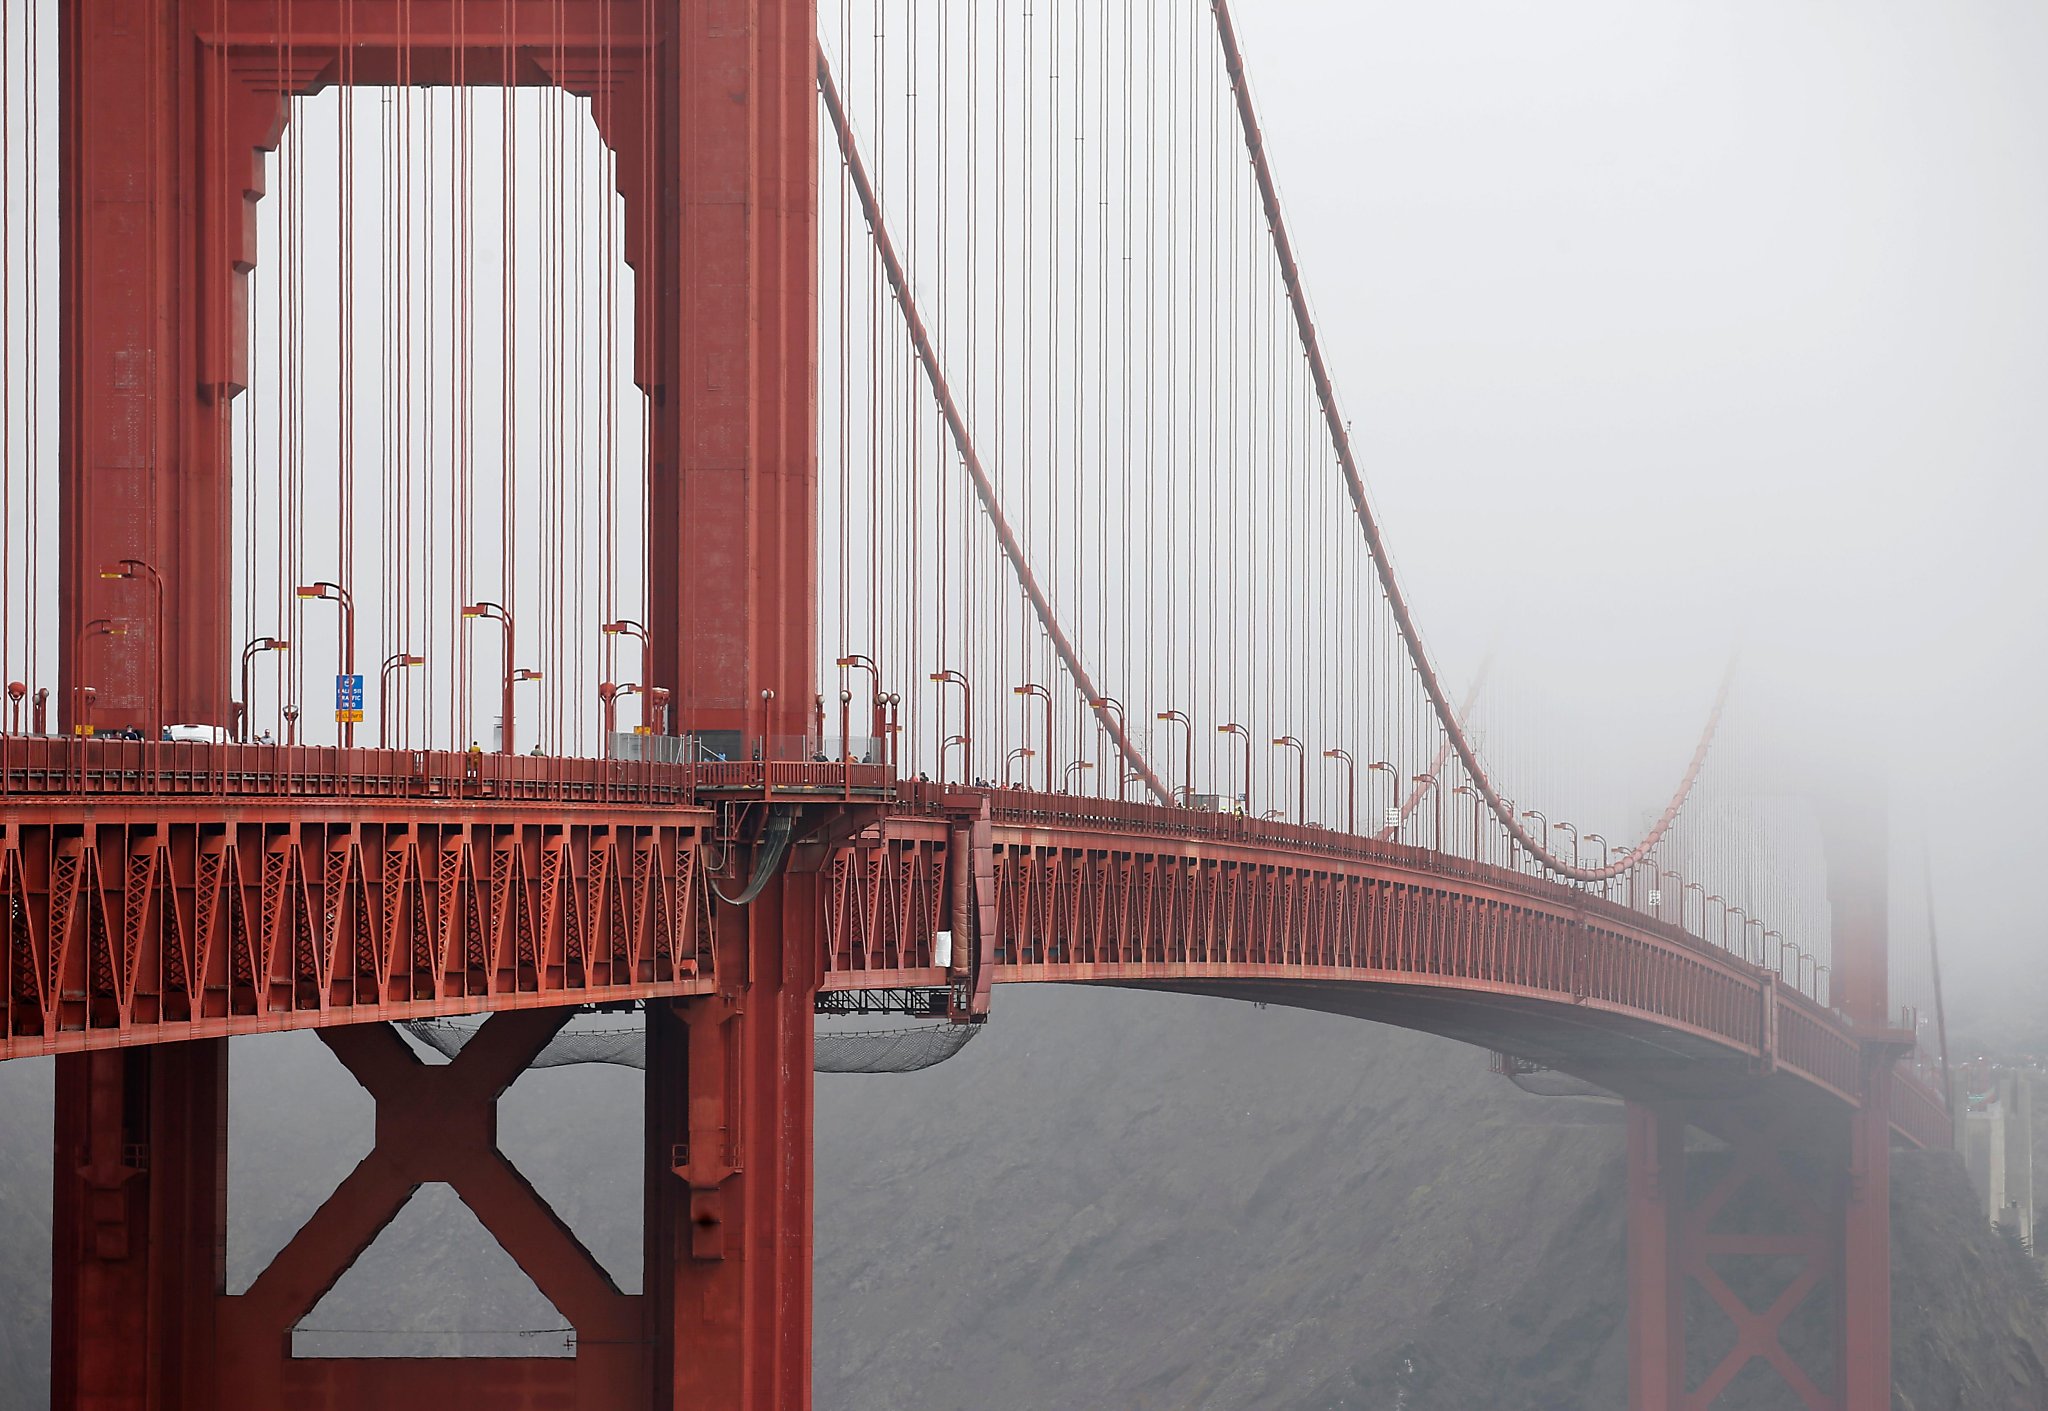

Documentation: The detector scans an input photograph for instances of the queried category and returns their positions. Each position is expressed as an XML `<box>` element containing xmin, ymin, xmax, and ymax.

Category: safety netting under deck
<box><xmin>405</xmin><ymin>1013</ymin><xmax>980</xmax><ymax>1075</ymax></box>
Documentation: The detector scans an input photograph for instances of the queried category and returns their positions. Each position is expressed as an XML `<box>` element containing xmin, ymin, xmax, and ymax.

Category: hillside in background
<box><xmin>0</xmin><ymin>987</ymin><xmax>2045</xmax><ymax>1409</ymax></box>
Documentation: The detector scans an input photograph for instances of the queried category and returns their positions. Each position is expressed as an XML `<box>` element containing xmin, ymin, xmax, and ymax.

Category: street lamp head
<box><xmin>513</xmin><ymin>669</ymin><xmax>544</xmax><ymax>683</ymax></box>
<box><xmin>296</xmin><ymin>584</ymin><xmax>327</xmax><ymax>599</ymax></box>
<box><xmin>99</xmin><ymin>564</ymin><xmax>133</xmax><ymax>580</ymax></box>
<box><xmin>401</xmin><ymin>654</ymin><xmax>422</xmax><ymax>666</ymax></box>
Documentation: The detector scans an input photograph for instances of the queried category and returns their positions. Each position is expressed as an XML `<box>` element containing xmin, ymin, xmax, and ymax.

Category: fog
<box><xmin>1231</xmin><ymin>0</ymin><xmax>2048</xmax><ymax>1004</ymax></box>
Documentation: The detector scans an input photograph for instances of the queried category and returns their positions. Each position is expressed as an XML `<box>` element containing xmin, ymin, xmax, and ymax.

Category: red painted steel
<box><xmin>57</xmin><ymin>0</ymin><xmax>673</xmax><ymax>739</ymax></box>
<box><xmin>1625</xmin><ymin>1100</ymin><xmax>1894</xmax><ymax>1411</ymax></box>
<box><xmin>817</xmin><ymin>787</ymin><xmax>1946</xmax><ymax>1144</ymax></box>
<box><xmin>649</xmin><ymin>0</ymin><xmax>820</xmax><ymax>754</ymax></box>
<box><xmin>218</xmin><ymin>1012</ymin><xmax>643</xmax><ymax>1408</ymax></box>
<box><xmin>28</xmin><ymin>4</ymin><xmax>1945</xmax><ymax>1408</ymax></box>
<box><xmin>1</xmin><ymin>746</ymin><xmax>717</xmax><ymax>1058</ymax></box>
<box><xmin>52</xmin><ymin>1041</ymin><xmax>226</xmax><ymax>1411</ymax></box>
<box><xmin>1626</xmin><ymin>1104</ymin><xmax>1683</xmax><ymax>1411</ymax></box>
<box><xmin>817</xmin><ymin>52</ymin><xmax>1171</xmax><ymax>805</ymax></box>
<box><xmin>1208</xmin><ymin>0</ymin><xmax>1728</xmax><ymax>886</ymax></box>
<box><xmin>45</xmin><ymin>3</ymin><xmax>825</xmax><ymax>1403</ymax></box>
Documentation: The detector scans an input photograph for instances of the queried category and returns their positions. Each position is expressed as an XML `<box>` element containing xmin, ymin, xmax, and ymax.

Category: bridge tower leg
<box><xmin>1627</xmin><ymin>786</ymin><xmax>1895</xmax><ymax>1411</ymax></box>
<box><xmin>648</xmin><ymin>869</ymin><xmax>820</xmax><ymax>1410</ymax></box>
<box><xmin>1823</xmin><ymin>785</ymin><xmax>1893</xmax><ymax>1411</ymax></box>
<box><xmin>1625</xmin><ymin>1104</ymin><xmax>1683</xmax><ymax>1411</ymax></box>
<box><xmin>51</xmin><ymin>1041</ymin><xmax>226</xmax><ymax>1411</ymax></box>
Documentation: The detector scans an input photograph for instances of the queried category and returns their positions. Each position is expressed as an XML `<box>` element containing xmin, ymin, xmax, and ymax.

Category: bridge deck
<box><xmin>0</xmin><ymin>741</ymin><xmax>1949</xmax><ymax>1151</ymax></box>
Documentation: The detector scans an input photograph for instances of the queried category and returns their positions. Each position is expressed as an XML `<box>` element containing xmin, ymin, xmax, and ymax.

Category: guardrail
<box><xmin>0</xmin><ymin>736</ymin><xmax>895</xmax><ymax>809</ymax></box>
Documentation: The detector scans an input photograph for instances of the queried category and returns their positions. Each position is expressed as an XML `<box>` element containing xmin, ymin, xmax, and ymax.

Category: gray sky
<box><xmin>1232</xmin><ymin>0</ymin><xmax>2048</xmax><ymax>1000</ymax></box>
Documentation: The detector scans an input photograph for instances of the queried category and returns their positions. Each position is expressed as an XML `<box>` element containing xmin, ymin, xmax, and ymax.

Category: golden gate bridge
<box><xmin>0</xmin><ymin>3</ymin><xmax>1953</xmax><ymax>1408</ymax></box>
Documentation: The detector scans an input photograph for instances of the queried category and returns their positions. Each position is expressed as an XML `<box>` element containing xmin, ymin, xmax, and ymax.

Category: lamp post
<box><xmin>1155</xmin><ymin>710</ymin><xmax>1192</xmax><ymax>805</ymax></box>
<box><xmin>1584</xmin><ymin>832</ymin><xmax>1613</xmax><ymax>900</ymax></box>
<box><xmin>930</xmin><ymin>670</ymin><xmax>972</xmax><ymax>783</ymax></box>
<box><xmin>377</xmin><ymin>652</ymin><xmax>424</xmax><ymax>749</ymax></box>
<box><xmin>1063</xmin><ymin>759</ymin><xmax>1093</xmax><ymax>793</ymax></box>
<box><xmin>1092</xmin><ymin>697</ymin><xmax>1128</xmax><ymax>801</ymax></box>
<box><xmin>460</xmin><ymin>601</ymin><xmax>514</xmax><ymax>754</ymax></box>
<box><xmin>4</xmin><ymin>681</ymin><xmax>20</xmax><ymax>735</ymax></box>
<box><xmin>602</xmin><ymin>619</ymin><xmax>648</xmax><ymax>678</ymax></box>
<box><xmin>882</xmin><ymin>692</ymin><xmax>902</xmax><ymax>772</ymax></box>
<box><xmin>1762</xmin><ymin>927</ymin><xmax>1784</xmax><ymax>977</ymax></box>
<box><xmin>73</xmin><ymin>618</ymin><xmax>125</xmax><ymax>736</ymax></box>
<box><xmin>1736</xmin><ymin>909</ymin><xmax>1769</xmax><ymax>962</ymax></box>
<box><xmin>1410</xmin><ymin>773</ymin><xmax>1443</xmax><ymax>852</ymax></box>
<box><xmin>239</xmin><ymin>636</ymin><xmax>290</xmax><ymax>743</ymax></box>
<box><xmin>511</xmin><ymin>670</ymin><xmax>545</xmax><ymax>754</ymax></box>
<box><xmin>100</xmin><ymin>559</ymin><xmax>165</xmax><ymax>737</ymax></box>
<box><xmin>601</xmin><ymin>681</ymin><xmax>652</xmax><ymax>756</ymax></box>
<box><xmin>1781</xmin><ymin>938</ymin><xmax>1810</xmax><ymax>995</ymax></box>
<box><xmin>1367</xmin><ymin>760</ymin><xmax>1400</xmax><ymax>834</ymax></box>
<box><xmin>1705</xmin><ymin>894</ymin><xmax>1730</xmax><ymax>950</ymax></box>
<box><xmin>282</xmin><ymin>703</ymin><xmax>300</xmax><ymax>747</ymax></box>
<box><xmin>295</xmin><ymin>581</ymin><xmax>358</xmax><ymax>747</ymax></box>
<box><xmin>1521</xmin><ymin>808</ymin><xmax>1549</xmax><ymax>857</ymax></box>
<box><xmin>837</xmin><ymin>654</ymin><xmax>882</xmax><ymax>760</ymax></box>
<box><xmin>1657</xmin><ymin>870</ymin><xmax>1684</xmax><ymax>926</ymax></box>
<box><xmin>1014</xmin><ymin>683</ymin><xmax>1053</xmax><ymax>792</ymax></box>
<box><xmin>1452</xmin><ymin>785</ymin><xmax>1487</xmax><ymax>863</ymax></box>
<box><xmin>1272</xmin><ymin>736</ymin><xmax>1306</xmax><ymax>824</ymax></box>
<box><xmin>1218</xmin><ymin>723</ymin><xmax>1252</xmax><ymax>814</ymax></box>
<box><xmin>1553</xmin><ymin>820</ymin><xmax>1579</xmax><ymax>870</ymax></box>
<box><xmin>1323</xmin><ymin>748</ymin><xmax>1356</xmax><ymax>835</ymax></box>
<box><xmin>1682</xmin><ymin>881</ymin><xmax>1705</xmax><ymax>936</ymax></box>
<box><xmin>1004</xmin><ymin>746</ymin><xmax>1035</xmax><ymax>787</ymax></box>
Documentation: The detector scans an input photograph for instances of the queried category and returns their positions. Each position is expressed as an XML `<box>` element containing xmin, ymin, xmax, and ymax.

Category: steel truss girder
<box><xmin>0</xmin><ymin>808</ymin><xmax>713</xmax><ymax>1057</ymax></box>
<box><xmin>816</xmin><ymin>819</ymin><xmax>1945</xmax><ymax>1144</ymax></box>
